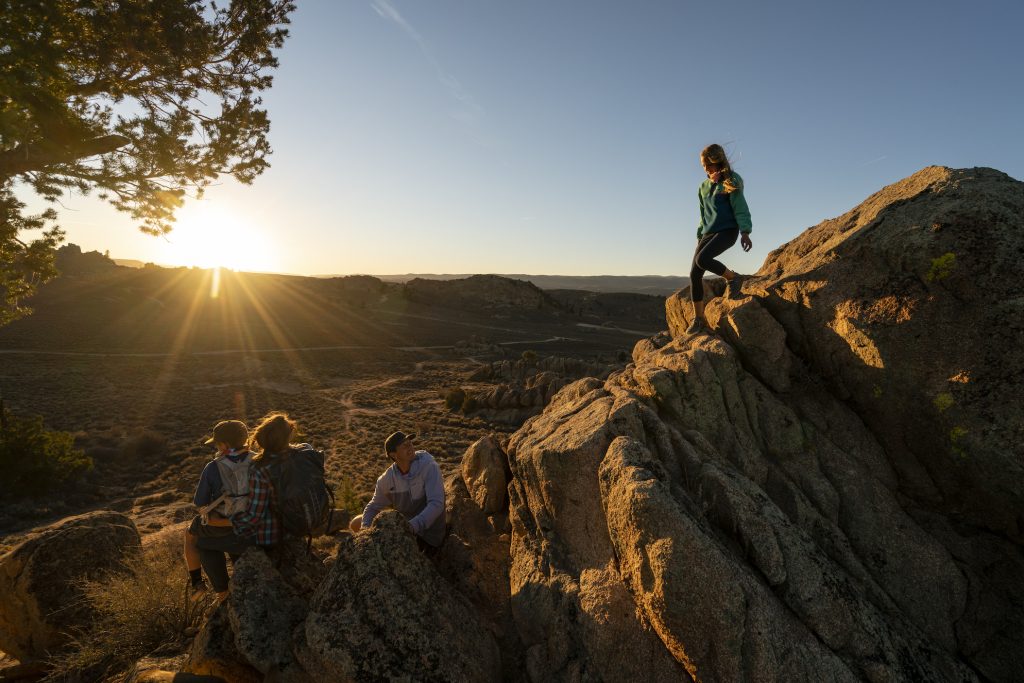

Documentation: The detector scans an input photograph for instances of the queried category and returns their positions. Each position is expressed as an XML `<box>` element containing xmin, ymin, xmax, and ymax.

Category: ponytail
<box><xmin>250</xmin><ymin>412</ymin><xmax>297</xmax><ymax>465</ymax></box>
<box><xmin>701</xmin><ymin>143</ymin><xmax>740</xmax><ymax>193</ymax></box>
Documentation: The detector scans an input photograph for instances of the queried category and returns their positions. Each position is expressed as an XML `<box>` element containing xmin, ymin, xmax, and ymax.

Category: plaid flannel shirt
<box><xmin>230</xmin><ymin>466</ymin><xmax>279</xmax><ymax>545</ymax></box>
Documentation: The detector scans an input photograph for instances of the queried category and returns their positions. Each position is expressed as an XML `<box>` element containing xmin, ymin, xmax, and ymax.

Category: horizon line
<box><xmin>108</xmin><ymin>258</ymin><xmax>689</xmax><ymax>280</ymax></box>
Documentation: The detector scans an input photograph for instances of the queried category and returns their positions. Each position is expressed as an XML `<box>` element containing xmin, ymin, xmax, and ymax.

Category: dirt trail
<box><xmin>320</xmin><ymin>360</ymin><xmax>428</xmax><ymax>433</ymax></box>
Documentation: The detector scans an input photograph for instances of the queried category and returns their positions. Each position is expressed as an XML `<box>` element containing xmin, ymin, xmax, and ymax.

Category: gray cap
<box><xmin>204</xmin><ymin>420</ymin><xmax>248</xmax><ymax>448</ymax></box>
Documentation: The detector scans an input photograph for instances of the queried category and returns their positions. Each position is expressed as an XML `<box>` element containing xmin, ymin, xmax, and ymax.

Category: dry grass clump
<box><xmin>45</xmin><ymin>529</ymin><xmax>208</xmax><ymax>682</ymax></box>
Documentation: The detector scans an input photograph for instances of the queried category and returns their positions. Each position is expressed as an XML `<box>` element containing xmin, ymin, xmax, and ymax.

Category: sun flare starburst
<box><xmin>167</xmin><ymin>204</ymin><xmax>278</xmax><ymax>273</ymax></box>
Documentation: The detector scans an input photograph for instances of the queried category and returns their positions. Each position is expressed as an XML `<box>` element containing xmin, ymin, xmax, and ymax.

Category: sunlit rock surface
<box><xmin>507</xmin><ymin>167</ymin><xmax>1023</xmax><ymax>681</ymax></box>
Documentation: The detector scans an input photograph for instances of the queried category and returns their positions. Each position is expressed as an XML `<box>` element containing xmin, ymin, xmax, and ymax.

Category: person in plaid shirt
<box><xmin>196</xmin><ymin>412</ymin><xmax>298</xmax><ymax>600</ymax></box>
<box><xmin>229</xmin><ymin>463</ymin><xmax>279</xmax><ymax>544</ymax></box>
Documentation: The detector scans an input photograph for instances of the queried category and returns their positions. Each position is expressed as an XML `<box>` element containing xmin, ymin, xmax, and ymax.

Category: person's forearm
<box><xmin>409</xmin><ymin>466</ymin><xmax>445</xmax><ymax>533</ymax></box>
<box><xmin>359</xmin><ymin>477</ymin><xmax>391</xmax><ymax>530</ymax></box>
<box><xmin>409</xmin><ymin>498</ymin><xmax>443</xmax><ymax>533</ymax></box>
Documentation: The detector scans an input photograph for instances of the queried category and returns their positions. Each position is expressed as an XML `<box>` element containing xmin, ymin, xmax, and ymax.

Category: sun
<box><xmin>167</xmin><ymin>203</ymin><xmax>278</xmax><ymax>272</ymax></box>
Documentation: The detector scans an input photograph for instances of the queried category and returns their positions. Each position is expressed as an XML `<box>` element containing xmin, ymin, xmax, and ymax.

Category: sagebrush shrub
<box><xmin>461</xmin><ymin>393</ymin><xmax>479</xmax><ymax>413</ymax></box>
<box><xmin>119</xmin><ymin>430</ymin><xmax>168</xmax><ymax>460</ymax></box>
<box><xmin>45</xmin><ymin>529</ymin><xmax>209</xmax><ymax>681</ymax></box>
<box><xmin>444</xmin><ymin>388</ymin><xmax>465</xmax><ymax>411</ymax></box>
<box><xmin>335</xmin><ymin>475</ymin><xmax>364</xmax><ymax>515</ymax></box>
<box><xmin>0</xmin><ymin>405</ymin><xmax>92</xmax><ymax>499</ymax></box>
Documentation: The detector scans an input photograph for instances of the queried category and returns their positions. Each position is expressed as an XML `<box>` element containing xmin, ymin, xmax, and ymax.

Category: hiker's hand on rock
<box><xmin>741</xmin><ymin>234</ymin><xmax>753</xmax><ymax>252</ymax></box>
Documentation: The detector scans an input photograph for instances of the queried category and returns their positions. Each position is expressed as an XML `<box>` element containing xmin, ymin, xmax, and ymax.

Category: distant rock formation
<box><xmin>380</xmin><ymin>273</ymin><xmax>688</xmax><ymax>296</ymax></box>
<box><xmin>0</xmin><ymin>511</ymin><xmax>141</xmax><ymax>661</ymax></box>
<box><xmin>55</xmin><ymin>243</ymin><xmax>119</xmax><ymax>276</ymax></box>
<box><xmin>455</xmin><ymin>355</ymin><xmax>624</xmax><ymax>425</ymax></box>
<box><xmin>546</xmin><ymin>289</ymin><xmax>668</xmax><ymax>326</ymax></box>
<box><xmin>469</xmin><ymin>355</ymin><xmax>619</xmax><ymax>384</ymax></box>
<box><xmin>505</xmin><ymin>166</ymin><xmax>1023</xmax><ymax>681</ymax></box>
<box><xmin>404</xmin><ymin>274</ymin><xmax>558</xmax><ymax>313</ymax></box>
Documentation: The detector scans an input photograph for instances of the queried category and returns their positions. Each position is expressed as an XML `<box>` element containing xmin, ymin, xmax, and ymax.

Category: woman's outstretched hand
<box><xmin>741</xmin><ymin>233</ymin><xmax>753</xmax><ymax>252</ymax></box>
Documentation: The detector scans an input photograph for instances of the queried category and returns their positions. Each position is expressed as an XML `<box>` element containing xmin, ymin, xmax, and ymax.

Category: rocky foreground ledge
<box><xmin>1</xmin><ymin>167</ymin><xmax>1021</xmax><ymax>682</ymax></box>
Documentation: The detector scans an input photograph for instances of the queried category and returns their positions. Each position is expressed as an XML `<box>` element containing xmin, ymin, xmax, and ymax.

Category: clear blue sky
<box><xmin>24</xmin><ymin>0</ymin><xmax>1024</xmax><ymax>276</ymax></box>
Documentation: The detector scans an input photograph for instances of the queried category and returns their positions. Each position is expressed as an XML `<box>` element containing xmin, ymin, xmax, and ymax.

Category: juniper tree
<box><xmin>0</xmin><ymin>0</ymin><xmax>294</xmax><ymax>324</ymax></box>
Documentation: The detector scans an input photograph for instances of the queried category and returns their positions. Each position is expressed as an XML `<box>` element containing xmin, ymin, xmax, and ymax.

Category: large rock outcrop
<box><xmin>185</xmin><ymin>541</ymin><xmax>325</xmax><ymax>682</ymax></box>
<box><xmin>296</xmin><ymin>511</ymin><xmax>502</xmax><ymax>682</ymax></box>
<box><xmin>0</xmin><ymin>511</ymin><xmax>141</xmax><ymax>662</ymax></box>
<box><xmin>462</xmin><ymin>434</ymin><xmax>513</xmax><ymax>515</ymax></box>
<box><xmin>506</xmin><ymin>167</ymin><xmax>1023</xmax><ymax>682</ymax></box>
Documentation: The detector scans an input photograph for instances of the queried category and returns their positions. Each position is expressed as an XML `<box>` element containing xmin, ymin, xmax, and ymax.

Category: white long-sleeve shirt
<box><xmin>361</xmin><ymin>451</ymin><xmax>446</xmax><ymax>547</ymax></box>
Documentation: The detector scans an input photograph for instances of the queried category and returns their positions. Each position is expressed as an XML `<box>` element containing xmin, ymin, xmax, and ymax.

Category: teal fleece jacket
<box><xmin>697</xmin><ymin>171</ymin><xmax>753</xmax><ymax>238</ymax></box>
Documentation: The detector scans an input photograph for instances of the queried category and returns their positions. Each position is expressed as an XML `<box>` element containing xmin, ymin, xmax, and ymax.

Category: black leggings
<box><xmin>690</xmin><ymin>228</ymin><xmax>738</xmax><ymax>302</ymax></box>
<box><xmin>195</xmin><ymin>532</ymin><xmax>259</xmax><ymax>592</ymax></box>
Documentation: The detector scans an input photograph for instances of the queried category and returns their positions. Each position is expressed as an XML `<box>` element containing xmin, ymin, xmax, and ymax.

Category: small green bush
<box><xmin>926</xmin><ymin>252</ymin><xmax>956</xmax><ymax>282</ymax></box>
<box><xmin>950</xmin><ymin>426</ymin><xmax>968</xmax><ymax>457</ymax></box>
<box><xmin>521</xmin><ymin>349</ymin><xmax>538</xmax><ymax>364</ymax></box>
<box><xmin>334</xmin><ymin>475</ymin><xmax>363</xmax><ymax>515</ymax></box>
<box><xmin>933</xmin><ymin>393</ymin><xmax>955</xmax><ymax>413</ymax></box>
<box><xmin>0</xmin><ymin>404</ymin><xmax>92</xmax><ymax>499</ymax></box>
<box><xmin>461</xmin><ymin>394</ymin><xmax>480</xmax><ymax>414</ymax></box>
<box><xmin>44</xmin><ymin>531</ymin><xmax>208</xmax><ymax>681</ymax></box>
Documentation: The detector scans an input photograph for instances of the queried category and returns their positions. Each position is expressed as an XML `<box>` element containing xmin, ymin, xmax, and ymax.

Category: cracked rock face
<box><xmin>507</xmin><ymin>167</ymin><xmax>1023</xmax><ymax>682</ymax></box>
<box><xmin>296</xmin><ymin>510</ymin><xmax>502</xmax><ymax>683</ymax></box>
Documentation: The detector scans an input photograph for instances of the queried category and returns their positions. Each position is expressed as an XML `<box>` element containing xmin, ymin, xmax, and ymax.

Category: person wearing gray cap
<box><xmin>184</xmin><ymin>419</ymin><xmax>253</xmax><ymax>600</ymax></box>
<box><xmin>349</xmin><ymin>431</ymin><xmax>446</xmax><ymax>549</ymax></box>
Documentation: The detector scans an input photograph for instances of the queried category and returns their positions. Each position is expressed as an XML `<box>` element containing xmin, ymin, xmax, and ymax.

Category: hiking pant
<box><xmin>195</xmin><ymin>532</ymin><xmax>259</xmax><ymax>592</ymax></box>
<box><xmin>690</xmin><ymin>228</ymin><xmax>738</xmax><ymax>301</ymax></box>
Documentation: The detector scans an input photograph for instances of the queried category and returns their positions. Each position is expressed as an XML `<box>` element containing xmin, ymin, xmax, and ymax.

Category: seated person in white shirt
<box><xmin>349</xmin><ymin>430</ymin><xmax>446</xmax><ymax>549</ymax></box>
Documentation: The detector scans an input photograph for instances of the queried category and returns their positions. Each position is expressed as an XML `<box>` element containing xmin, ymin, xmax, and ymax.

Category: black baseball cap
<box><xmin>384</xmin><ymin>431</ymin><xmax>416</xmax><ymax>454</ymax></box>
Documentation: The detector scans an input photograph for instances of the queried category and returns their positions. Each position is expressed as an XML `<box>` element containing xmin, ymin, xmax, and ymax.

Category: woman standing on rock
<box><xmin>687</xmin><ymin>143</ymin><xmax>753</xmax><ymax>334</ymax></box>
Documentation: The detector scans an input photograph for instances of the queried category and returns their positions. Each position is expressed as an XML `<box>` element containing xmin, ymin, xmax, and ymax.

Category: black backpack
<box><xmin>265</xmin><ymin>445</ymin><xmax>333</xmax><ymax>542</ymax></box>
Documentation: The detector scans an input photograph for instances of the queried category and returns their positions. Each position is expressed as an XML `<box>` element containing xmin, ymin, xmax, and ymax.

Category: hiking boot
<box><xmin>189</xmin><ymin>580</ymin><xmax>210</xmax><ymax>603</ymax></box>
<box><xmin>685</xmin><ymin>317</ymin><xmax>708</xmax><ymax>335</ymax></box>
<box><xmin>726</xmin><ymin>274</ymin><xmax>745</xmax><ymax>299</ymax></box>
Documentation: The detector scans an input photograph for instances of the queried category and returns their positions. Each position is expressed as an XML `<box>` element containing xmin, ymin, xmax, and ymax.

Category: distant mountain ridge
<box><xmin>108</xmin><ymin>262</ymin><xmax>688</xmax><ymax>296</ymax></box>
<box><xmin>364</xmin><ymin>274</ymin><xmax>688</xmax><ymax>296</ymax></box>
<box><xmin>0</xmin><ymin>267</ymin><xmax>666</xmax><ymax>354</ymax></box>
